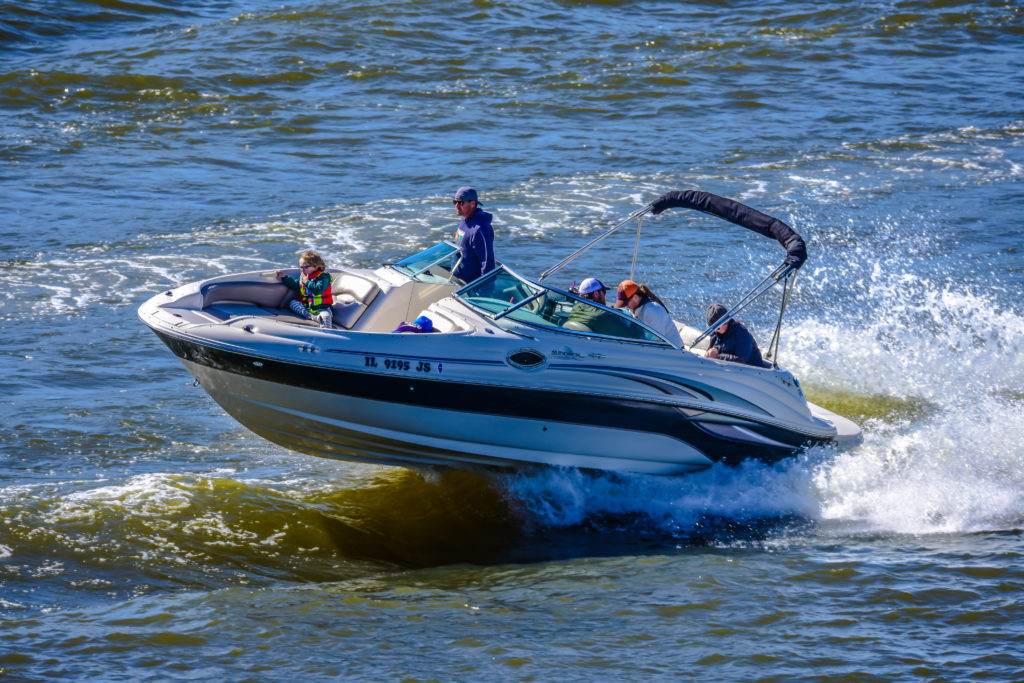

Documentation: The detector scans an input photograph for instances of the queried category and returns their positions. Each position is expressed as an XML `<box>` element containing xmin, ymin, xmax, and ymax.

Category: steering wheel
<box><xmin>524</xmin><ymin>291</ymin><xmax>546</xmax><ymax>313</ymax></box>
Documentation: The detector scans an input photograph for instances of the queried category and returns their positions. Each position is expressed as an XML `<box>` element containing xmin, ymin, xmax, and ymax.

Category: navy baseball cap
<box><xmin>453</xmin><ymin>186</ymin><xmax>480</xmax><ymax>204</ymax></box>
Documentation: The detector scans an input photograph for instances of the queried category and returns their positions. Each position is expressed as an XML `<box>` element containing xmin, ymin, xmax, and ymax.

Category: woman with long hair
<box><xmin>613</xmin><ymin>279</ymin><xmax>684</xmax><ymax>346</ymax></box>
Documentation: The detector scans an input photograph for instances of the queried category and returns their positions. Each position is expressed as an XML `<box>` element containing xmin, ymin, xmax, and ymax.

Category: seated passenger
<box><xmin>276</xmin><ymin>250</ymin><xmax>333</xmax><ymax>329</ymax></box>
<box><xmin>614</xmin><ymin>280</ymin><xmax>685</xmax><ymax>346</ymax></box>
<box><xmin>566</xmin><ymin>278</ymin><xmax>640</xmax><ymax>337</ymax></box>
<box><xmin>704</xmin><ymin>303</ymin><xmax>766</xmax><ymax>366</ymax></box>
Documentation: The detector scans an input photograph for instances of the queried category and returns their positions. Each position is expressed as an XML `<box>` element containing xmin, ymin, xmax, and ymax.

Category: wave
<box><xmin>0</xmin><ymin>1</ymin><xmax>201</xmax><ymax>46</ymax></box>
<box><xmin>0</xmin><ymin>458</ymin><xmax>809</xmax><ymax>608</ymax></box>
<box><xmin>4</xmin><ymin>412</ymin><xmax>1023</xmax><ymax>612</ymax></box>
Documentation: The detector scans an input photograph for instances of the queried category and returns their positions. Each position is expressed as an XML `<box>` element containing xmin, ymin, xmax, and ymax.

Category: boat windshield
<box><xmin>390</xmin><ymin>242</ymin><xmax>461</xmax><ymax>283</ymax></box>
<box><xmin>455</xmin><ymin>266</ymin><xmax>668</xmax><ymax>344</ymax></box>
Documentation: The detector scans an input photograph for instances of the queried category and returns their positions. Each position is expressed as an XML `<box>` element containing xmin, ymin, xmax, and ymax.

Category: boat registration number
<box><xmin>364</xmin><ymin>356</ymin><xmax>440</xmax><ymax>374</ymax></box>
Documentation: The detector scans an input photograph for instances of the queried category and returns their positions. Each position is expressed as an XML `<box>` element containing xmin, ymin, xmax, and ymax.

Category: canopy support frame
<box><xmin>763</xmin><ymin>269</ymin><xmax>797</xmax><ymax>367</ymax></box>
<box><xmin>538</xmin><ymin>206</ymin><xmax>653</xmax><ymax>282</ymax></box>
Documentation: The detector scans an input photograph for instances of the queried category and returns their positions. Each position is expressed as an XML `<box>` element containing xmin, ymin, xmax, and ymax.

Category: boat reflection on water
<box><xmin>139</xmin><ymin>190</ymin><xmax>861</xmax><ymax>475</ymax></box>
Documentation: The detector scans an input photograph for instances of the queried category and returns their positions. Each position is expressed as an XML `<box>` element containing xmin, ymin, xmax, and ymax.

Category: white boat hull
<box><xmin>186</xmin><ymin>360</ymin><xmax>713</xmax><ymax>474</ymax></box>
<box><xmin>140</xmin><ymin>240</ymin><xmax>862</xmax><ymax>475</ymax></box>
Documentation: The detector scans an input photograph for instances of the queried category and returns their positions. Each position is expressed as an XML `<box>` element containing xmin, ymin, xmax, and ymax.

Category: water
<box><xmin>2</xmin><ymin>1</ymin><xmax>1023</xmax><ymax>679</ymax></box>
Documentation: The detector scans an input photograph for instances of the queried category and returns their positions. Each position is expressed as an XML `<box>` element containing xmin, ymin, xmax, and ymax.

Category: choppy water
<box><xmin>2</xmin><ymin>1</ymin><xmax>1023</xmax><ymax>680</ymax></box>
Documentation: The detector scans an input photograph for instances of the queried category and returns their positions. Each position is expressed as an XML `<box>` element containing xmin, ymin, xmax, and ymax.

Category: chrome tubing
<box><xmin>689</xmin><ymin>263</ymin><xmax>795</xmax><ymax>350</ymax></box>
<box><xmin>538</xmin><ymin>205</ymin><xmax>653</xmax><ymax>282</ymax></box>
<box><xmin>629</xmin><ymin>213</ymin><xmax>644</xmax><ymax>282</ymax></box>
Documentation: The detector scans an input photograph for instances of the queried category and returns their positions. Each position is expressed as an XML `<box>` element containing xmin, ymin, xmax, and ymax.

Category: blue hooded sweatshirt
<box><xmin>453</xmin><ymin>208</ymin><xmax>495</xmax><ymax>283</ymax></box>
<box><xmin>710</xmin><ymin>319</ymin><xmax>767</xmax><ymax>367</ymax></box>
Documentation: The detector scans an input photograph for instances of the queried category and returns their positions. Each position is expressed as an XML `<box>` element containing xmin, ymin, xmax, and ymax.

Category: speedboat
<box><xmin>139</xmin><ymin>190</ymin><xmax>861</xmax><ymax>475</ymax></box>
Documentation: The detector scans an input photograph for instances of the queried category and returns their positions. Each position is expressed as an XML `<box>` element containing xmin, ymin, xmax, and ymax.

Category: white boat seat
<box><xmin>563</xmin><ymin>320</ymin><xmax>592</xmax><ymax>333</ymax></box>
<box><xmin>329</xmin><ymin>272</ymin><xmax>381</xmax><ymax>329</ymax></box>
<box><xmin>423</xmin><ymin>310</ymin><xmax>458</xmax><ymax>333</ymax></box>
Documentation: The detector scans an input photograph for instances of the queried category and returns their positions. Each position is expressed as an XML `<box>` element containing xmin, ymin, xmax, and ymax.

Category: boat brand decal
<box><xmin>550</xmin><ymin>348</ymin><xmax>607</xmax><ymax>362</ymax></box>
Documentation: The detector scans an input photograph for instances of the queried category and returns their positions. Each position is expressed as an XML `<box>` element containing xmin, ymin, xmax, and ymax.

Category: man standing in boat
<box><xmin>451</xmin><ymin>186</ymin><xmax>495</xmax><ymax>283</ymax></box>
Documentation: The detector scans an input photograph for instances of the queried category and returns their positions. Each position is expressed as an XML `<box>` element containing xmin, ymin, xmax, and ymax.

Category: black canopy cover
<box><xmin>650</xmin><ymin>190</ymin><xmax>807</xmax><ymax>269</ymax></box>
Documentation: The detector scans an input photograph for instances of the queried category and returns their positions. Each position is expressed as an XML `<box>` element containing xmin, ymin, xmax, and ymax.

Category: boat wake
<box><xmin>491</xmin><ymin>254</ymin><xmax>1024</xmax><ymax>542</ymax></box>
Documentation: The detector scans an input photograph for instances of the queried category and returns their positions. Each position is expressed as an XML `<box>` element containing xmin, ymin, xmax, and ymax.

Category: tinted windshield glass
<box><xmin>391</xmin><ymin>243</ymin><xmax>459</xmax><ymax>283</ymax></box>
<box><xmin>457</xmin><ymin>267</ymin><xmax>666</xmax><ymax>343</ymax></box>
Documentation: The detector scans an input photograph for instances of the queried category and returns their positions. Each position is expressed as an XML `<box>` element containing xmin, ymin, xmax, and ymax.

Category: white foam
<box><xmin>500</xmin><ymin>458</ymin><xmax>821</xmax><ymax>535</ymax></box>
<box><xmin>57</xmin><ymin>473</ymin><xmax>194</xmax><ymax>518</ymax></box>
<box><xmin>814</xmin><ymin>401</ymin><xmax>1024</xmax><ymax>534</ymax></box>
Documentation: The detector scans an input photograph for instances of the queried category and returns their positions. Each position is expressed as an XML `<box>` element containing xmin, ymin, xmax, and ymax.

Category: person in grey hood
<box><xmin>704</xmin><ymin>303</ymin><xmax>766</xmax><ymax>367</ymax></box>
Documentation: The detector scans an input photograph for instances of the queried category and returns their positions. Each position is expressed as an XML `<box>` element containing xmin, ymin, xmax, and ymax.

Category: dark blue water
<box><xmin>2</xmin><ymin>1</ymin><xmax>1023</xmax><ymax>680</ymax></box>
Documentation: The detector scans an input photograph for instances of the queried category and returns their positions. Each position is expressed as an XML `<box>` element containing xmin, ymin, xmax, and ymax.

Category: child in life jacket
<box><xmin>277</xmin><ymin>250</ymin><xmax>333</xmax><ymax>329</ymax></box>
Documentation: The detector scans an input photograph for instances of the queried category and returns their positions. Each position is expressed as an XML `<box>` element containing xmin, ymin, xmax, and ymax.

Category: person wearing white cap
<box><xmin>577</xmin><ymin>278</ymin><xmax>609</xmax><ymax>305</ymax></box>
<box><xmin>564</xmin><ymin>277</ymin><xmax>640</xmax><ymax>337</ymax></box>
